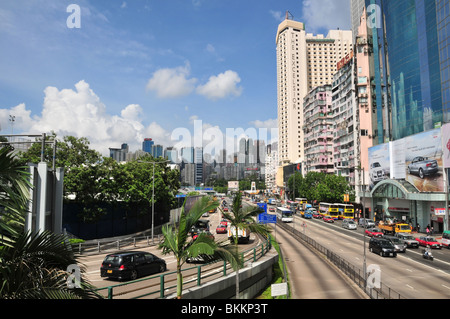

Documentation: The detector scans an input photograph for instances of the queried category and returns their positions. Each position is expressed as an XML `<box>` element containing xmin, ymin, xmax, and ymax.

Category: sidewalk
<box><xmin>410</xmin><ymin>230</ymin><xmax>442</xmax><ymax>240</ymax></box>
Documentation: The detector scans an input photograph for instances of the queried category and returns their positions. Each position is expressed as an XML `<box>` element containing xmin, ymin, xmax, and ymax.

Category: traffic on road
<box><xmin>263</xmin><ymin>199</ymin><xmax>450</xmax><ymax>299</ymax></box>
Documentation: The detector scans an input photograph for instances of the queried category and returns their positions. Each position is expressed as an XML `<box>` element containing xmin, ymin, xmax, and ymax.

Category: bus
<box><xmin>286</xmin><ymin>200</ymin><xmax>297</xmax><ymax>211</ymax></box>
<box><xmin>276</xmin><ymin>207</ymin><xmax>294</xmax><ymax>223</ymax></box>
<box><xmin>337</xmin><ymin>203</ymin><xmax>354</xmax><ymax>220</ymax></box>
<box><xmin>295</xmin><ymin>198</ymin><xmax>308</xmax><ymax>205</ymax></box>
<box><xmin>319</xmin><ymin>202</ymin><xmax>339</xmax><ymax>219</ymax></box>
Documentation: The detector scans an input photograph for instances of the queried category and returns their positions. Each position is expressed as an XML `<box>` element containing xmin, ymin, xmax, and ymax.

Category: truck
<box><xmin>228</xmin><ymin>225</ymin><xmax>251</xmax><ymax>244</ymax></box>
<box><xmin>378</xmin><ymin>219</ymin><xmax>412</xmax><ymax>235</ymax></box>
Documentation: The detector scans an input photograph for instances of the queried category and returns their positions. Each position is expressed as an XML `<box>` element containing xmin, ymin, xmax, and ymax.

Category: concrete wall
<box><xmin>169</xmin><ymin>250</ymin><xmax>278</xmax><ymax>299</ymax></box>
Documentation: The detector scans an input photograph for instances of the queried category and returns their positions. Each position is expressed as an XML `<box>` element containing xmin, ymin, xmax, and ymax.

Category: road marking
<box><xmin>406</xmin><ymin>284</ymin><xmax>414</xmax><ymax>290</ymax></box>
<box><xmin>442</xmin><ymin>284</ymin><xmax>450</xmax><ymax>290</ymax></box>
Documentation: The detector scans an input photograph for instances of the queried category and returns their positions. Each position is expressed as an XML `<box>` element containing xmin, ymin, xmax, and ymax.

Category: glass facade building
<box><xmin>366</xmin><ymin>0</ymin><xmax>446</xmax><ymax>142</ymax></box>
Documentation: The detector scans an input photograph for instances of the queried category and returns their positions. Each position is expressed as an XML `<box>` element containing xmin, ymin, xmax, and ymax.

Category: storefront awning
<box><xmin>370</xmin><ymin>179</ymin><xmax>445</xmax><ymax>201</ymax></box>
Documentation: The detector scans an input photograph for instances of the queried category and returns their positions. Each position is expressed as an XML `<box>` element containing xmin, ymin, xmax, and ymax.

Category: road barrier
<box><xmin>94</xmin><ymin>237</ymin><xmax>272</xmax><ymax>299</ymax></box>
<box><xmin>277</xmin><ymin>220</ymin><xmax>406</xmax><ymax>299</ymax></box>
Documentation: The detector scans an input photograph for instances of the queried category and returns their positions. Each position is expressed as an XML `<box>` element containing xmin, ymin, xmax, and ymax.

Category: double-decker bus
<box><xmin>337</xmin><ymin>203</ymin><xmax>355</xmax><ymax>220</ymax></box>
<box><xmin>319</xmin><ymin>202</ymin><xmax>339</xmax><ymax>219</ymax></box>
<box><xmin>286</xmin><ymin>200</ymin><xmax>297</xmax><ymax>211</ymax></box>
<box><xmin>295</xmin><ymin>198</ymin><xmax>307</xmax><ymax>205</ymax></box>
<box><xmin>276</xmin><ymin>207</ymin><xmax>294</xmax><ymax>223</ymax></box>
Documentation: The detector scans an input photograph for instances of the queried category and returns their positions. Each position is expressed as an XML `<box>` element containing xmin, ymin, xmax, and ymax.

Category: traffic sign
<box><xmin>257</xmin><ymin>202</ymin><xmax>267</xmax><ymax>213</ymax></box>
<box><xmin>258</xmin><ymin>213</ymin><xmax>277</xmax><ymax>224</ymax></box>
<box><xmin>271</xmin><ymin>282</ymin><xmax>287</xmax><ymax>297</ymax></box>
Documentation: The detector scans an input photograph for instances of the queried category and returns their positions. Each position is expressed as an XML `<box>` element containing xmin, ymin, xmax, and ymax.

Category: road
<box><xmin>279</xmin><ymin>211</ymin><xmax>450</xmax><ymax>299</ymax></box>
<box><xmin>77</xmin><ymin>200</ymin><xmax>265</xmax><ymax>298</ymax></box>
<box><xmin>272</xmin><ymin>221</ymin><xmax>367</xmax><ymax>299</ymax></box>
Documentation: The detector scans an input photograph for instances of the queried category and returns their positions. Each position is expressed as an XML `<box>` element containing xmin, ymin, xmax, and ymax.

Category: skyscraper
<box><xmin>276</xmin><ymin>14</ymin><xmax>352</xmax><ymax>168</ymax></box>
<box><xmin>142</xmin><ymin>138</ymin><xmax>154</xmax><ymax>153</ymax></box>
<box><xmin>365</xmin><ymin>0</ymin><xmax>445</xmax><ymax>142</ymax></box>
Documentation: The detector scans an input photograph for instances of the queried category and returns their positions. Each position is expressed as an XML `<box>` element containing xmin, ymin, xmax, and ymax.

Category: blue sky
<box><xmin>0</xmin><ymin>0</ymin><xmax>351</xmax><ymax>156</ymax></box>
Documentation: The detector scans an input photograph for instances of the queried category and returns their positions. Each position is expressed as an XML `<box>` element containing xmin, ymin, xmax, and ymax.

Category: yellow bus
<box><xmin>319</xmin><ymin>202</ymin><xmax>339</xmax><ymax>219</ymax></box>
<box><xmin>337</xmin><ymin>203</ymin><xmax>354</xmax><ymax>220</ymax></box>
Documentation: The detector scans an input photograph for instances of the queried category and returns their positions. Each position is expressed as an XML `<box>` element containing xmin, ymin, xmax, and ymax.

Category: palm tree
<box><xmin>0</xmin><ymin>147</ymin><xmax>30</xmax><ymax>244</ymax></box>
<box><xmin>159</xmin><ymin>195</ymin><xmax>240</xmax><ymax>299</ymax></box>
<box><xmin>221</xmin><ymin>192</ymin><xmax>271</xmax><ymax>299</ymax></box>
<box><xmin>0</xmin><ymin>147</ymin><xmax>100</xmax><ymax>299</ymax></box>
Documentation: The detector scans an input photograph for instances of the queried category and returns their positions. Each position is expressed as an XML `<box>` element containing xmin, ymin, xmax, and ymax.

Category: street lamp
<box><xmin>357</xmin><ymin>165</ymin><xmax>367</xmax><ymax>282</ymax></box>
<box><xmin>138</xmin><ymin>159</ymin><xmax>171</xmax><ymax>242</ymax></box>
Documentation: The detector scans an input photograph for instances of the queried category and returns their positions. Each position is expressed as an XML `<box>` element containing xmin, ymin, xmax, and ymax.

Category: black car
<box><xmin>100</xmin><ymin>251</ymin><xmax>166</xmax><ymax>281</ymax></box>
<box><xmin>369</xmin><ymin>237</ymin><xmax>397</xmax><ymax>257</ymax></box>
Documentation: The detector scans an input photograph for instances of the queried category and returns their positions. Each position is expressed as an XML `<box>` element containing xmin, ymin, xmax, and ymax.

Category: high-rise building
<box><xmin>366</xmin><ymin>0</ymin><xmax>445</xmax><ymax>142</ymax></box>
<box><xmin>164</xmin><ymin>147</ymin><xmax>178</xmax><ymax>163</ymax></box>
<box><xmin>142</xmin><ymin>138</ymin><xmax>154</xmax><ymax>153</ymax></box>
<box><xmin>303</xmin><ymin>85</ymin><xmax>334</xmax><ymax>174</ymax></box>
<box><xmin>332</xmin><ymin>51</ymin><xmax>359</xmax><ymax>186</ymax></box>
<box><xmin>109</xmin><ymin>143</ymin><xmax>128</xmax><ymax>162</ymax></box>
<box><xmin>350</xmin><ymin>0</ymin><xmax>366</xmax><ymax>41</ymax></box>
<box><xmin>265</xmin><ymin>142</ymin><xmax>279</xmax><ymax>193</ymax></box>
<box><xmin>436</xmin><ymin>0</ymin><xmax>449</xmax><ymax>122</ymax></box>
<box><xmin>151</xmin><ymin>144</ymin><xmax>163</xmax><ymax>158</ymax></box>
<box><xmin>276</xmin><ymin>14</ymin><xmax>353</xmax><ymax>168</ymax></box>
<box><xmin>194</xmin><ymin>147</ymin><xmax>203</xmax><ymax>185</ymax></box>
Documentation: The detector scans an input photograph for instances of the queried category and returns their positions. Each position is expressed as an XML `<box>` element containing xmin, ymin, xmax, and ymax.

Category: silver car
<box><xmin>342</xmin><ymin>219</ymin><xmax>357</xmax><ymax>230</ymax></box>
<box><xmin>394</xmin><ymin>233</ymin><xmax>419</xmax><ymax>248</ymax></box>
<box><xmin>359</xmin><ymin>218</ymin><xmax>375</xmax><ymax>228</ymax></box>
<box><xmin>407</xmin><ymin>156</ymin><xmax>438</xmax><ymax>179</ymax></box>
<box><xmin>384</xmin><ymin>235</ymin><xmax>407</xmax><ymax>253</ymax></box>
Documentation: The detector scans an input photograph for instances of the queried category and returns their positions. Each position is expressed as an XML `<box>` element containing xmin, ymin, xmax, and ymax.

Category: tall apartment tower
<box><xmin>350</xmin><ymin>0</ymin><xmax>366</xmax><ymax>42</ymax></box>
<box><xmin>276</xmin><ymin>14</ymin><xmax>353</xmax><ymax>168</ymax></box>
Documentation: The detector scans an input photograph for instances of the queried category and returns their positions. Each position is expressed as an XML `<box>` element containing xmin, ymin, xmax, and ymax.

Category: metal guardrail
<box><xmin>94</xmin><ymin>237</ymin><xmax>272</xmax><ymax>299</ymax></box>
<box><xmin>72</xmin><ymin>234</ymin><xmax>164</xmax><ymax>255</ymax></box>
<box><xmin>277</xmin><ymin>220</ymin><xmax>405</xmax><ymax>299</ymax></box>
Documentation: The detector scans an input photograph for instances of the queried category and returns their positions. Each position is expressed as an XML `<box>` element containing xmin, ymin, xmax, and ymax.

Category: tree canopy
<box><xmin>15</xmin><ymin>134</ymin><xmax>180</xmax><ymax>223</ymax></box>
<box><xmin>287</xmin><ymin>171</ymin><xmax>355</xmax><ymax>203</ymax></box>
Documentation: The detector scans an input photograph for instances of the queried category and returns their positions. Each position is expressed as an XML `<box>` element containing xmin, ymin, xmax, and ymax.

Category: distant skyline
<box><xmin>0</xmin><ymin>0</ymin><xmax>351</xmax><ymax>156</ymax></box>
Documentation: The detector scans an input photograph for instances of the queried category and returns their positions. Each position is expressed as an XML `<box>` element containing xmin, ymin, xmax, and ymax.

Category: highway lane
<box><xmin>77</xmin><ymin>203</ymin><xmax>264</xmax><ymax>298</ymax></box>
<box><xmin>271</xmin><ymin>221</ymin><xmax>367</xmax><ymax>299</ymax></box>
<box><xmin>282</xmin><ymin>212</ymin><xmax>450</xmax><ymax>299</ymax></box>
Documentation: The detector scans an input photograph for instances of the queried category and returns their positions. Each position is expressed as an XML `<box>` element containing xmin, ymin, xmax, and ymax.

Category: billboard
<box><xmin>228</xmin><ymin>181</ymin><xmax>239</xmax><ymax>190</ymax></box>
<box><xmin>368</xmin><ymin>128</ymin><xmax>444</xmax><ymax>192</ymax></box>
<box><xmin>404</xmin><ymin>128</ymin><xmax>442</xmax><ymax>192</ymax></box>
<box><xmin>368</xmin><ymin>143</ymin><xmax>390</xmax><ymax>188</ymax></box>
<box><xmin>442</xmin><ymin>123</ymin><xmax>450</xmax><ymax>168</ymax></box>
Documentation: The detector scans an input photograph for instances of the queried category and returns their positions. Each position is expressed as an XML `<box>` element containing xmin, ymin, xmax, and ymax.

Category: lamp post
<box><xmin>138</xmin><ymin>159</ymin><xmax>170</xmax><ymax>242</ymax></box>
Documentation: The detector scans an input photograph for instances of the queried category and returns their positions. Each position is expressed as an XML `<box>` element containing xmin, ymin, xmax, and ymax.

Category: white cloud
<box><xmin>1</xmin><ymin>80</ymin><xmax>171</xmax><ymax>156</ymax></box>
<box><xmin>121</xmin><ymin>104</ymin><xmax>143</xmax><ymax>121</ymax></box>
<box><xmin>301</xmin><ymin>0</ymin><xmax>351</xmax><ymax>33</ymax></box>
<box><xmin>269</xmin><ymin>10</ymin><xmax>285</xmax><ymax>22</ymax></box>
<box><xmin>146</xmin><ymin>64</ymin><xmax>197</xmax><ymax>98</ymax></box>
<box><xmin>196</xmin><ymin>70</ymin><xmax>243</xmax><ymax>101</ymax></box>
<box><xmin>249</xmin><ymin>118</ymin><xmax>278</xmax><ymax>129</ymax></box>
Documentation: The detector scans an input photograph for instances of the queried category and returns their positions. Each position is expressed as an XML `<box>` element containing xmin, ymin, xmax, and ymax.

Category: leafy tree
<box><xmin>288</xmin><ymin>172</ymin><xmax>354</xmax><ymax>203</ymax></box>
<box><xmin>221</xmin><ymin>192</ymin><xmax>270</xmax><ymax>298</ymax></box>
<box><xmin>158</xmin><ymin>196</ymin><xmax>240</xmax><ymax>299</ymax></box>
<box><xmin>16</xmin><ymin>135</ymin><xmax>180</xmax><ymax>224</ymax></box>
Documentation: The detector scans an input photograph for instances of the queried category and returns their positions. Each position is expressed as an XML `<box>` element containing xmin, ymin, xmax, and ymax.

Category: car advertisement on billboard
<box><xmin>368</xmin><ymin>128</ymin><xmax>444</xmax><ymax>192</ymax></box>
<box><xmin>405</xmin><ymin>128</ymin><xmax>443</xmax><ymax>192</ymax></box>
<box><xmin>368</xmin><ymin>143</ymin><xmax>390</xmax><ymax>189</ymax></box>
<box><xmin>441</xmin><ymin>123</ymin><xmax>450</xmax><ymax>168</ymax></box>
